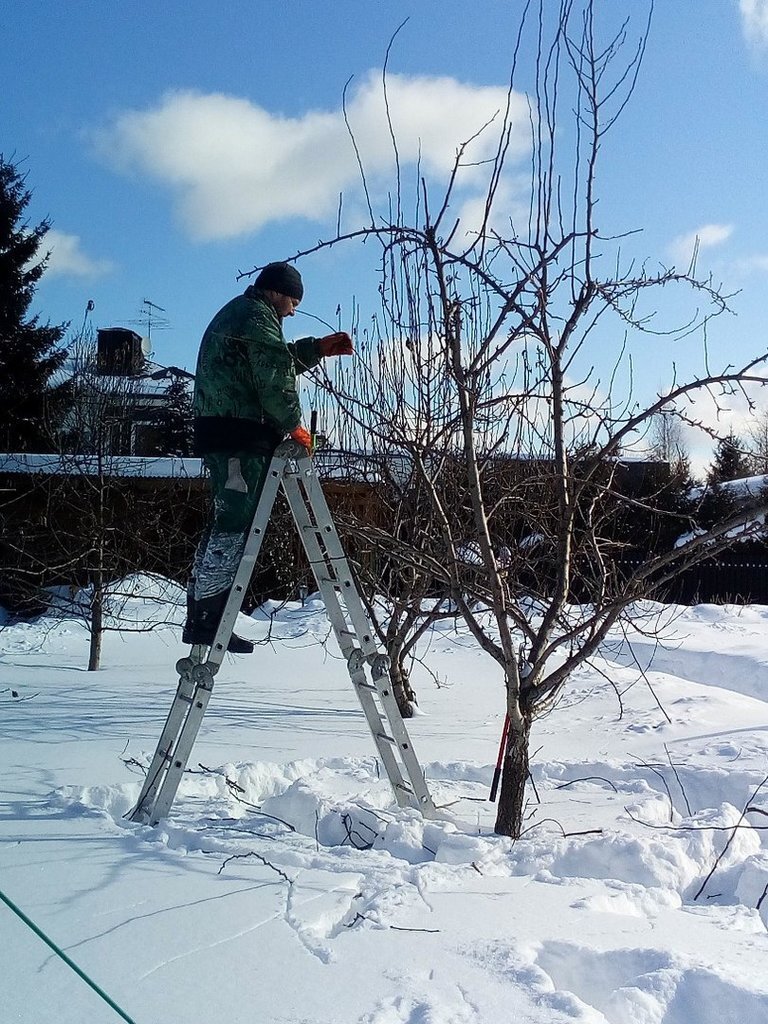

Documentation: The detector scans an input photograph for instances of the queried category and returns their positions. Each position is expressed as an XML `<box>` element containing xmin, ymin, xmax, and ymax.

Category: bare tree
<box><xmin>650</xmin><ymin>409</ymin><xmax>689</xmax><ymax>471</ymax></box>
<box><xmin>248</xmin><ymin>0</ymin><xmax>768</xmax><ymax>837</ymax></box>
<box><xmin>314</xmin><ymin>444</ymin><xmax>462</xmax><ymax>716</ymax></box>
<box><xmin>44</xmin><ymin>325</ymin><xmax>202</xmax><ymax>669</ymax></box>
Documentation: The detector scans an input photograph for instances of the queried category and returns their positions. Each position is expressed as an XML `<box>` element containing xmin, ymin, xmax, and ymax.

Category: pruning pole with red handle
<box><xmin>489</xmin><ymin>713</ymin><xmax>510</xmax><ymax>802</ymax></box>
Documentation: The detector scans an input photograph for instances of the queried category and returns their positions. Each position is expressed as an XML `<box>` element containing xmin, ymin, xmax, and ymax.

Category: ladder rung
<box><xmin>376</xmin><ymin>733</ymin><xmax>397</xmax><ymax>744</ymax></box>
<box><xmin>395</xmin><ymin>782</ymin><xmax>415</xmax><ymax>795</ymax></box>
<box><xmin>356</xmin><ymin>681</ymin><xmax>377</xmax><ymax>691</ymax></box>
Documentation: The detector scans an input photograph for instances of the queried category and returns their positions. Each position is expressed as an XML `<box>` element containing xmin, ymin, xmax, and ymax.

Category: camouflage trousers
<box><xmin>191</xmin><ymin>452</ymin><xmax>271</xmax><ymax>601</ymax></box>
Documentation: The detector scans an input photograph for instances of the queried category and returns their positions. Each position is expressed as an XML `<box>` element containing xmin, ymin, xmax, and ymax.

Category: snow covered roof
<box><xmin>690</xmin><ymin>473</ymin><xmax>768</xmax><ymax>501</ymax></box>
<box><xmin>0</xmin><ymin>453</ymin><xmax>204</xmax><ymax>480</ymax></box>
<box><xmin>714</xmin><ymin>473</ymin><xmax>768</xmax><ymax>497</ymax></box>
<box><xmin>70</xmin><ymin>363</ymin><xmax>193</xmax><ymax>398</ymax></box>
<box><xmin>57</xmin><ymin>355</ymin><xmax>194</xmax><ymax>396</ymax></box>
<box><xmin>313</xmin><ymin>449</ymin><xmax>396</xmax><ymax>484</ymax></box>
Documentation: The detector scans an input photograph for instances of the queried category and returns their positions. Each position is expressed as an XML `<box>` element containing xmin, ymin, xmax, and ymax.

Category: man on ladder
<box><xmin>129</xmin><ymin>261</ymin><xmax>436</xmax><ymax>825</ymax></box>
<box><xmin>184</xmin><ymin>260</ymin><xmax>353</xmax><ymax>652</ymax></box>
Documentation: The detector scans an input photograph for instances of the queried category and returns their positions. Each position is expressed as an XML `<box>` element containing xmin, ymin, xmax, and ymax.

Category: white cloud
<box><xmin>43</xmin><ymin>229</ymin><xmax>114</xmax><ymax>278</ymax></box>
<box><xmin>740</xmin><ymin>0</ymin><xmax>768</xmax><ymax>47</ymax></box>
<box><xmin>736</xmin><ymin>253</ymin><xmax>768</xmax><ymax>274</ymax></box>
<box><xmin>93</xmin><ymin>73</ymin><xmax>531</xmax><ymax>241</ymax></box>
<box><xmin>678</xmin><ymin>387</ymin><xmax>765</xmax><ymax>477</ymax></box>
<box><xmin>667</xmin><ymin>223</ymin><xmax>733</xmax><ymax>266</ymax></box>
<box><xmin>454</xmin><ymin>173</ymin><xmax>531</xmax><ymax>244</ymax></box>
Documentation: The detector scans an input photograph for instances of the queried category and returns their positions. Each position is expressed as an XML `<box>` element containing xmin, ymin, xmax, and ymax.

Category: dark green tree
<box><xmin>0</xmin><ymin>155</ymin><xmax>68</xmax><ymax>451</ymax></box>
<box><xmin>707</xmin><ymin>430</ymin><xmax>752</xmax><ymax>485</ymax></box>
<box><xmin>150</xmin><ymin>374</ymin><xmax>194</xmax><ymax>456</ymax></box>
<box><xmin>697</xmin><ymin>433</ymin><xmax>751</xmax><ymax>529</ymax></box>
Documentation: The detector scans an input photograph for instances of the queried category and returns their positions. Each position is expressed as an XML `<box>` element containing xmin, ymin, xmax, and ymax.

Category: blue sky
<box><xmin>3</xmin><ymin>0</ymin><xmax>768</xmax><ymax>466</ymax></box>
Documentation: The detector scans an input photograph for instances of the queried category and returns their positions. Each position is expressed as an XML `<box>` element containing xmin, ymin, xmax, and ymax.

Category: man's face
<box><xmin>273</xmin><ymin>293</ymin><xmax>300</xmax><ymax>318</ymax></box>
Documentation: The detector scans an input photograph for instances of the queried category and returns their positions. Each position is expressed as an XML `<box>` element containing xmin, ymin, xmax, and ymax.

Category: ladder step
<box><xmin>376</xmin><ymin>733</ymin><xmax>397</xmax><ymax>744</ymax></box>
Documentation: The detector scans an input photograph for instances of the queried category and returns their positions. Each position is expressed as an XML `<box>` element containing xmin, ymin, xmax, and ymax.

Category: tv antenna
<box><xmin>126</xmin><ymin>299</ymin><xmax>171</xmax><ymax>358</ymax></box>
<box><xmin>127</xmin><ymin>299</ymin><xmax>170</xmax><ymax>338</ymax></box>
<box><xmin>139</xmin><ymin>299</ymin><xmax>170</xmax><ymax>341</ymax></box>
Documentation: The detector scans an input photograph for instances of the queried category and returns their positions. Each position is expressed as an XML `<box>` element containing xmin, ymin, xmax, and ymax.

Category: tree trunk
<box><xmin>390</xmin><ymin>658</ymin><xmax>417</xmax><ymax>717</ymax></box>
<box><xmin>494</xmin><ymin>714</ymin><xmax>531</xmax><ymax>837</ymax></box>
<box><xmin>88</xmin><ymin>582</ymin><xmax>104</xmax><ymax>671</ymax></box>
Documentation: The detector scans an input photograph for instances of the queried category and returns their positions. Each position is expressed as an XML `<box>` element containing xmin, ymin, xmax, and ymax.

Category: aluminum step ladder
<box><xmin>129</xmin><ymin>440</ymin><xmax>437</xmax><ymax>825</ymax></box>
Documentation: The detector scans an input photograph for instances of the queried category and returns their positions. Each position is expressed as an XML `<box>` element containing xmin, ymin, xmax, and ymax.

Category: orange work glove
<box><xmin>318</xmin><ymin>331</ymin><xmax>353</xmax><ymax>357</ymax></box>
<box><xmin>290</xmin><ymin>425</ymin><xmax>313</xmax><ymax>454</ymax></box>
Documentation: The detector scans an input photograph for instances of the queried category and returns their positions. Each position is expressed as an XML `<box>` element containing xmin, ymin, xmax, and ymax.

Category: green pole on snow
<box><xmin>0</xmin><ymin>887</ymin><xmax>140</xmax><ymax>1024</ymax></box>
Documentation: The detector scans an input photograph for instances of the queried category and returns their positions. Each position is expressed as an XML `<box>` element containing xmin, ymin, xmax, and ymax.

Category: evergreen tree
<box><xmin>0</xmin><ymin>155</ymin><xmax>68</xmax><ymax>451</ymax></box>
<box><xmin>698</xmin><ymin>432</ymin><xmax>752</xmax><ymax>529</ymax></box>
<box><xmin>707</xmin><ymin>430</ymin><xmax>751</xmax><ymax>485</ymax></box>
<box><xmin>152</xmin><ymin>374</ymin><xmax>194</xmax><ymax>456</ymax></box>
<box><xmin>649</xmin><ymin>454</ymin><xmax>698</xmax><ymax>549</ymax></box>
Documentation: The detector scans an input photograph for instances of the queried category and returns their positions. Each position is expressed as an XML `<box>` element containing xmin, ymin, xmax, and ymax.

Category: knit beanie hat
<box><xmin>254</xmin><ymin>262</ymin><xmax>304</xmax><ymax>301</ymax></box>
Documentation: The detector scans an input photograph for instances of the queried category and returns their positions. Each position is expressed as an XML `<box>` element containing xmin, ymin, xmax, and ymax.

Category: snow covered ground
<box><xmin>1</xmin><ymin>584</ymin><xmax>767</xmax><ymax>1023</ymax></box>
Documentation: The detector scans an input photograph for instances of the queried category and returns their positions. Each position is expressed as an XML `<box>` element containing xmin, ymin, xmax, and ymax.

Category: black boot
<box><xmin>183</xmin><ymin>592</ymin><xmax>254</xmax><ymax>654</ymax></box>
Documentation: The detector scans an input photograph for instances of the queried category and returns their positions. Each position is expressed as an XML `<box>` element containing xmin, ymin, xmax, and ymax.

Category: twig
<box><xmin>340</xmin><ymin>812</ymin><xmax>376</xmax><ymax>851</ymax></box>
<box><xmin>344</xmin><ymin>911</ymin><xmax>439</xmax><ymax>933</ymax></box>
<box><xmin>555</xmin><ymin>775</ymin><xmax>618</xmax><ymax>793</ymax></box>
<box><xmin>635</xmin><ymin>757</ymin><xmax>675</xmax><ymax>822</ymax></box>
<box><xmin>694</xmin><ymin>775</ymin><xmax>768</xmax><ymax>901</ymax></box>
<box><xmin>625</xmin><ymin>808</ymin><xmax>768</xmax><ymax>833</ymax></box>
<box><xmin>389</xmin><ymin>925</ymin><xmax>440</xmax><ymax>933</ymax></box>
<box><xmin>217</xmin><ymin>851</ymin><xmax>293</xmax><ymax>884</ymax></box>
<box><xmin>197</xmin><ymin>822</ymin><xmax>277</xmax><ymax>841</ymax></box>
<box><xmin>528</xmin><ymin>768</ymin><xmax>541</xmax><ymax>805</ymax></box>
<box><xmin>519</xmin><ymin>816</ymin><xmax>603</xmax><ymax>839</ymax></box>
<box><xmin>195</xmin><ymin>764</ymin><xmax>296</xmax><ymax>830</ymax></box>
<box><xmin>664</xmin><ymin>743</ymin><xmax>692</xmax><ymax>816</ymax></box>
<box><xmin>197</xmin><ymin>763</ymin><xmax>245</xmax><ymax>792</ymax></box>
<box><xmin>0</xmin><ymin>689</ymin><xmax>39</xmax><ymax>703</ymax></box>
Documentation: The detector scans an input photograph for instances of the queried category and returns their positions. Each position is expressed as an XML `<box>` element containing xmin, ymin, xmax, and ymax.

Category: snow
<box><xmin>2</xmin><ymin>587</ymin><xmax>768</xmax><ymax>1023</ymax></box>
<box><xmin>692</xmin><ymin>474</ymin><xmax>768</xmax><ymax>500</ymax></box>
<box><xmin>0</xmin><ymin>453</ymin><xmax>204</xmax><ymax>480</ymax></box>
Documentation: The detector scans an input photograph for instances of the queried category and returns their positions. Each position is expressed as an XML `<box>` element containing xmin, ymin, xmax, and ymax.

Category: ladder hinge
<box><xmin>371</xmin><ymin>654</ymin><xmax>390</xmax><ymax>677</ymax></box>
<box><xmin>348</xmin><ymin>649</ymin><xmax>365</xmax><ymax>673</ymax></box>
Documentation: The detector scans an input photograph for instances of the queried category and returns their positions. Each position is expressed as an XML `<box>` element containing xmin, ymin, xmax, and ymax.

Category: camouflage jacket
<box><xmin>192</xmin><ymin>286</ymin><xmax>322</xmax><ymax>455</ymax></box>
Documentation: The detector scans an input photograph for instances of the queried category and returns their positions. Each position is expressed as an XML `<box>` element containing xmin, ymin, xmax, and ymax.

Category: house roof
<box><xmin>0</xmin><ymin>453</ymin><xmax>204</xmax><ymax>480</ymax></box>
